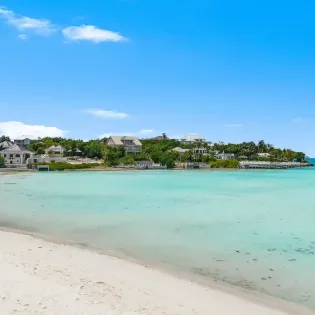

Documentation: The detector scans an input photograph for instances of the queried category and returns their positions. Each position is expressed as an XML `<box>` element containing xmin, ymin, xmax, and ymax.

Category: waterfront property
<box><xmin>216</xmin><ymin>153</ymin><xmax>235</xmax><ymax>160</ymax></box>
<box><xmin>105</xmin><ymin>136</ymin><xmax>142</xmax><ymax>154</ymax></box>
<box><xmin>0</xmin><ymin>143</ymin><xmax>33</xmax><ymax>167</ymax></box>
<box><xmin>45</xmin><ymin>145</ymin><xmax>66</xmax><ymax>156</ymax></box>
<box><xmin>257</xmin><ymin>153</ymin><xmax>271</xmax><ymax>158</ymax></box>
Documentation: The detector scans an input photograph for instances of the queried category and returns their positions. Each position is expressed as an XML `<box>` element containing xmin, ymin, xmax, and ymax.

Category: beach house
<box><xmin>45</xmin><ymin>145</ymin><xmax>66</xmax><ymax>156</ymax></box>
<box><xmin>105</xmin><ymin>136</ymin><xmax>142</xmax><ymax>154</ymax></box>
<box><xmin>258</xmin><ymin>153</ymin><xmax>271</xmax><ymax>158</ymax></box>
<box><xmin>216</xmin><ymin>153</ymin><xmax>235</xmax><ymax>160</ymax></box>
<box><xmin>0</xmin><ymin>143</ymin><xmax>33</xmax><ymax>167</ymax></box>
<box><xmin>180</xmin><ymin>135</ymin><xmax>206</xmax><ymax>145</ymax></box>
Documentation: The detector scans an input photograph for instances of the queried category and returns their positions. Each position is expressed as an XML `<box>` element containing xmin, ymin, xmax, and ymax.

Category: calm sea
<box><xmin>1</xmin><ymin>169</ymin><xmax>315</xmax><ymax>309</ymax></box>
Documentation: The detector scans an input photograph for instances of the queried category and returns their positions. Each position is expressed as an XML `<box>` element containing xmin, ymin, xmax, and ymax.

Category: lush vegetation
<box><xmin>36</xmin><ymin>162</ymin><xmax>101</xmax><ymax>171</ymax></box>
<box><xmin>0</xmin><ymin>135</ymin><xmax>307</xmax><ymax>169</ymax></box>
<box><xmin>0</xmin><ymin>156</ymin><xmax>5</xmax><ymax>168</ymax></box>
<box><xmin>210</xmin><ymin>159</ymin><xmax>239</xmax><ymax>168</ymax></box>
<box><xmin>211</xmin><ymin>140</ymin><xmax>306</xmax><ymax>162</ymax></box>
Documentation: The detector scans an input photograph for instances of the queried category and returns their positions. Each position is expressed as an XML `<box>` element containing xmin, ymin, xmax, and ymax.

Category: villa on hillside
<box><xmin>45</xmin><ymin>145</ymin><xmax>66</xmax><ymax>156</ymax></box>
<box><xmin>0</xmin><ymin>142</ymin><xmax>33</xmax><ymax>167</ymax></box>
<box><xmin>180</xmin><ymin>135</ymin><xmax>206</xmax><ymax>145</ymax></box>
<box><xmin>105</xmin><ymin>136</ymin><xmax>142</xmax><ymax>154</ymax></box>
<box><xmin>148</xmin><ymin>134</ymin><xmax>169</xmax><ymax>141</ymax></box>
<box><xmin>258</xmin><ymin>153</ymin><xmax>271</xmax><ymax>158</ymax></box>
<box><xmin>14</xmin><ymin>136</ymin><xmax>37</xmax><ymax>149</ymax></box>
<box><xmin>216</xmin><ymin>153</ymin><xmax>235</xmax><ymax>160</ymax></box>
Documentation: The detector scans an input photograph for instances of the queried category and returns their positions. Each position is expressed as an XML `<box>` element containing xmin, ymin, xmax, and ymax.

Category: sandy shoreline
<box><xmin>0</xmin><ymin>230</ymin><xmax>313</xmax><ymax>315</ymax></box>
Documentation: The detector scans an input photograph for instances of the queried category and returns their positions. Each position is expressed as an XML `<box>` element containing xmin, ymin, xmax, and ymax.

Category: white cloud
<box><xmin>0</xmin><ymin>121</ymin><xmax>66</xmax><ymax>139</ymax></box>
<box><xmin>0</xmin><ymin>7</ymin><xmax>126</xmax><ymax>43</ymax></box>
<box><xmin>0</xmin><ymin>7</ymin><xmax>56</xmax><ymax>36</ymax></box>
<box><xmin>139</xmin><ymin>129</ymin><xmax>154</xmax><ymax>134</ymax></box>
<box><xmin>18</xmin><ymin>34</ymin><xmax>27</xmax><ymax>40</ymax></box>
<box><xmin>224</xmin><ymin>124</ymin><xmax>244</xmax><ymax>127</ymax></box>
<box><xmin>85</xmin><ymin>109</ymin><xmax>129</xmax><ymax>119</ymax></box>
<box><xmin>62</xmin><ymin>25</ymin><xmax>125</xmax><ymax>43</ymax></box>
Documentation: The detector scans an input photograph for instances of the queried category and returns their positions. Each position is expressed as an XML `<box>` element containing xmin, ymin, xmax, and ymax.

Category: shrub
<box><xmin>0</xmin><ymin>156</ymin><xmax>5</xmax><ymax>168</ymax></box>
<box><xmin>210</xmin><ymin>159</ymin><xmax>239</xmax><ymax>169</ymax></box>
<box><xmin>36</xmin><ymin>162</ymin><xmax>100</xmax><ymax>171</ymax></box>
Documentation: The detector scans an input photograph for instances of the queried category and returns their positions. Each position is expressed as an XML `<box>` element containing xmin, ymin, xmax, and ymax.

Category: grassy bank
<box><xmin>209</xmin><ymin>159</ymin><xmax>239</xmax><ymax>168</ymax></box>
<box><xmin>36</xmin><ymin>162</ymin><xmax>101</xmax><ymax>171</ymax></box>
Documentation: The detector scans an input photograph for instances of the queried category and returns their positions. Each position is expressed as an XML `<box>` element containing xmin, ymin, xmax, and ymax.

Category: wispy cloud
<box><xmin>0</xmin><ymin>7</ymin><xmax>126</xmax><ymax>43</ymax></box>
<box><xmin>0</xmin><ymin>121</ymin><xmax>66</xmax><ymax>139</ymax></box>
<box><xmin>85</xmin><ymin>109</ymin><xmax>130</xmax><ymax>119</ymax></box>
<box><xmin>18</xmin><ymin>34</ymin><xmax>27</xmax><ymax>40</ymax></box>
<box><xmin>224</xmin><ymin>124</ymin><xmax>244</xmax><ymax>127</ymax></box>
<box><xmin>62</xmin><ymin>25</ymin><xmax>125</xmax><ymax>43</ymax></box>
<box><xmin>0</xmin><ymin>7</ymin><xmax>57</xmax><ymax>36</ymax></box>
<box><xmin>138</xmin><ymin>129</ymin><xmax>154</xmax><ymax>134</ymax></box>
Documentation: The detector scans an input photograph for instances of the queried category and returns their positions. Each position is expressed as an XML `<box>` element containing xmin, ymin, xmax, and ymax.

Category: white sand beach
<box><xmin>0</xmin><ymin>230</ymin><xmax>313</xmax><ymax>315</ymax></box>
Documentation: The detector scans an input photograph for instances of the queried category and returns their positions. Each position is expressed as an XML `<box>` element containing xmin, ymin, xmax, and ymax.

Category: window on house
<box><xmin>16</xmin><ymin>154</ymin><xmax>20</xmax><ymax>157</ymax></box>
<box><xmin>10</xmin><ymin>154</ymin><xmax>13</xmax><ymax>158</ymax></box>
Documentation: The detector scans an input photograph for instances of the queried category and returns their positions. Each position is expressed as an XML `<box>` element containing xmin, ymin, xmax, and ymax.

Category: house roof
<box><xmin>181</xmin><ymin>135</ymin><xmax>206</xmax><ymax>142</ymax></box>
<box><xmin>0</xmin><ymin>141</ymin><xmax>13</xmax><ymax>149</ymax></box>
<box><xmin>108</xmin><ymin>136</ymin><xmax>142</xmax><ymax>146</ymax></box>
<box><xmin>46</xmin><ymin>145</ymin><xmax>66</xmax><ymax>151</ymax></box>
<box><xmin>172</xmin><ymin>147</ymin><xmax>190</xmax><ymax>153</ymax></box>
<box><xmin>149</xmin><ymin>135</ymin><xmax>169</xmax><ymax>141</ymax></box>
<box><xmin>0</xmin><ymin>144</ymin><xmax>32</xmax><ymax>153</ymax></box>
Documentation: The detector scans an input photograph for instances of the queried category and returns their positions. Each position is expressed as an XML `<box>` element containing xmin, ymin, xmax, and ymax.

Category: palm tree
<box><xmin>258</xmin><ymin>140</ymin><xmax>267</xmax><ymax>153</ymax></box>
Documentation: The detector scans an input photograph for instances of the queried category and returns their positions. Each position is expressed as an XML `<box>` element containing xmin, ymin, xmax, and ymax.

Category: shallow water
<box><xmin>1</xmin><ymin>170</ymin><xmax>315</xmax><ymax>309</ymax></box>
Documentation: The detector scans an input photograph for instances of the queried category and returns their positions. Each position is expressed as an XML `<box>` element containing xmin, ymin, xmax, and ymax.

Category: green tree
<box><xmin>0</xmin><ymin>136</ymin><xmax>11</xmax><ymax>143</ymax></box>
<box><xmin>119</xmin><ymin>155</ymin><xmax>135</xmax><ymax>165</ymax></box>
<box><xmin>0</xmin><ymin>156</ymin><xmax>5</xmax><ymax>168</ymax></box>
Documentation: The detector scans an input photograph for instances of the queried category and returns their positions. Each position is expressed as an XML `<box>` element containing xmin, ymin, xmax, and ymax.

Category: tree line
<box><xmin>0</xmin><ymin>136</ymin><xmax>307</xmax><ymax>169</ymax></box>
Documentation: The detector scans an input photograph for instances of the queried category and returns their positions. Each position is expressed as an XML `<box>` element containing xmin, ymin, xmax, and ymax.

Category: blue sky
<box><xmin>0</xmin><ymin>0</ymin><xmax>314</xmax><ymax>154</ymax></box>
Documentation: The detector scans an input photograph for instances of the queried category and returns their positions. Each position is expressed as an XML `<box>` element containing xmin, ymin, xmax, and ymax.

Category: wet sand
<box><xmin>0</xmin><ymin>230</ymin><xmax>313</xmax><ymax>315</ymax></box>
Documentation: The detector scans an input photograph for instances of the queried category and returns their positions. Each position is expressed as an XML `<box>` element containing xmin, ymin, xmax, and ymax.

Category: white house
<box><xmin>45</xmin><ymin>145</ymin><xmax>66</xmax><ymax>156</ymax></box>
<box><xmin>0</xmin><ymin>144</ymin><xmax>33</xmax><ymax>167</ymax></box>
<box><xmin>180</xmin><ymin>135</ymin><xmax>206</xmax><ymax>145</ymax></box>
<box><xmin>105</xmin><ymin>136</ymin><xmax>142</xmax><ymax>154</ymax></box>
<box><xmin>216</xmin><ymin>153</ymin><xmax>235</xmax><ymax>160</ymax></box>
<box><xmin>258</xmin><ymin>153</ymin><xmax>271</xmax><ymax>158</ymax></box>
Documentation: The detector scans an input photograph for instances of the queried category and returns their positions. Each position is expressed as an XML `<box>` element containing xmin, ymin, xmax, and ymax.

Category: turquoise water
<box><xmin>1</xmin><ymin>170</ymin><xmax>315</xmax><ymax>309</ymax></box>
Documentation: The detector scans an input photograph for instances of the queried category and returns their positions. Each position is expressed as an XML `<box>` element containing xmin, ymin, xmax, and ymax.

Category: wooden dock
<box><xmin>239</xmin><ymin>162</ymin><xmax>311</xmax><ymax>169</ymax></box>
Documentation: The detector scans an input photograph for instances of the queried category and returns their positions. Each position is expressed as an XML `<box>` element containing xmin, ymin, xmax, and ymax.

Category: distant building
<box><xmin>258</xmin><ymin>153</ymin><xmax>271</xmax><ymax>158</ymax></box>
<box><xmin>148</xmin><ymin>134</ymin><xmax>169</xmax><ymax>141</ymax></box>
<box><xmin>216</xmin><ymin>153</ymin><xmax>235</xmax><ymax>160</ymax></box>
<box><xmin>180</xmin><ymin>135</ymin><xmax>206</xmax><ymax>145</ymax></box>
<box><xmin>192</xmin><ymin>147</ymin><xmax>208</xmax><ymax>155</ymax></box>
<box><xmin>172</xmin><ymin>147</ymin><xmax>190</xmax><ymax>154</ymax></box>
<box><xmin>45</xmin><ymin>145</ymin><xmax>66</xmax><ymax>156</ymax></box>
<box><xmin>0</xmin><ymin>143</ymin><xmax>33</xmax><ymax>167</ymax></box>
<box><xmin>14</xmin><ymin>136</ymin><xmax>36</xmax><ymax>149</ymax></box>
<box><xmin>135</xmin><ymin>160</ymin><xmax>166</xmax><ymax>169</ymax></box>
<box><xmin>105</xmin><ymin>136</ymin><xmax>142</xmax><ymax>154</ymax></box>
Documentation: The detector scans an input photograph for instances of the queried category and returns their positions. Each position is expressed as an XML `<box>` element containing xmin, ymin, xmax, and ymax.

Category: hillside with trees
<box><xmin>19</xmin><ymin>136</ymin><xmax>306</xmax><ymax>168</ymax></box>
